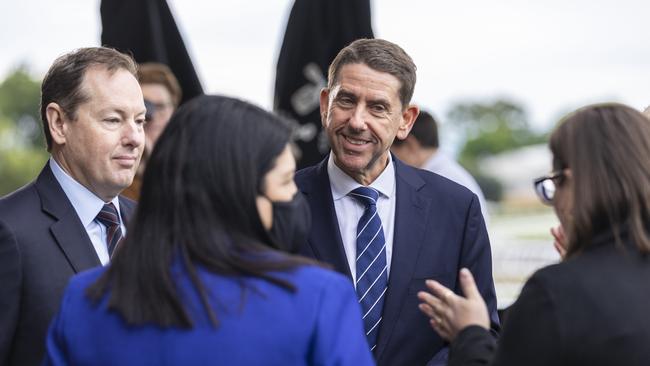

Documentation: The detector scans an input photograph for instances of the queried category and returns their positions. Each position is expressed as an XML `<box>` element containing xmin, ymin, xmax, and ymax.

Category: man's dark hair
<box><xmin>87</xmin><ymin>95</ymin><xmax>314</xmax><ymax>328</ymax></box>
<box><xmin>328</xmin><ymin>38</ymin><xmax>417</xmax><ymax>109</ymax></box>
<box><xmin>40</xmin><ymin>47</ymin><xmax>137</xmax><ymax>151</ymax></box>
<box><xmin>393</xmin><ymin>110</ymin><xmax>439</xmax><ymax>148</ymax></box>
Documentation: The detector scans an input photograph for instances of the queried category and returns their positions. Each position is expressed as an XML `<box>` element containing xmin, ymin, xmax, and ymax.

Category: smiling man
<box><xmin>0</xmin><ymin>47</ymin><xmax>144</xmax><ymax>366</ymax></box>
<box><xmin>295</xmin><ymin>38</ymin><xmax>499</xmax><ymax>366</ymax></box>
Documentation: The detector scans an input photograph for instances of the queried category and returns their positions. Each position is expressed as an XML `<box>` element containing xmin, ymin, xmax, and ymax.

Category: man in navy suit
<box><xmin>295</xmin><ymin>38</ymin><xmax>499</xmax><ymax>366</ymax></box>
<box><xmin>0</xmin><ymin>47</ymin><xmax>145</xmax><ymax>366</ymax></box>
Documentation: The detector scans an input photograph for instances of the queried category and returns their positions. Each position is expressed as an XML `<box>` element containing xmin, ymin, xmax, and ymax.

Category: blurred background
<box><xmin>1</xmin><ymin>0</ymin><xmax>649</xmax><ymax>307</ymax></box>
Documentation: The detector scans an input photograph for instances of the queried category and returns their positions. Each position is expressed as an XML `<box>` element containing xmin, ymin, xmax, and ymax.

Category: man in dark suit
<box><xmin>295</xmin><ymin>38</ymin><xmax>499</xmax><ymax>366</ymax></box>
<box><xmin>0</xmin><ymin>47</ymin><xmax>145</xmax><ymax>366</ymax></box>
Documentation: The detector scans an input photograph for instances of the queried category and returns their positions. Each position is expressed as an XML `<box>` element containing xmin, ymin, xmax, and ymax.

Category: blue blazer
<box><xmin>295</xmin><ymin>157</ymin><xmax>500</xmax><ymax>366</ymax></box>
<box><xmin>43</xmin><ymin>262</ymin><xmax>375</xmax><ymax>366</ymax></box>
<box><xmin>0</xmin><ymin>164</ymin><xmax>135</xmax><ymax>366</ymax></box>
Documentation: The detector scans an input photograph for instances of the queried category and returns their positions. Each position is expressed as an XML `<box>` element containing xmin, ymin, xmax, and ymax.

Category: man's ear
<box><xmin>46</xmin><ymin>102</ymin><xmax>69</xmax><ymax>146</ymax></box>
<box><xmin>319</xmin><ymin>88</ymin><xmax>330</xmax><ymax>128</ymax></box>
<box><xmin>396</xmin><ymin>104</ymin><xmax>420</xmax><ymax>140</ymax></box>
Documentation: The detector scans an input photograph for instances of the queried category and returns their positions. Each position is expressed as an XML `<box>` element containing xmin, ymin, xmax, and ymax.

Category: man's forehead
<box><xmin>334</xmin><ymin>63</ymin><xmax>400</xmax><ymax>91</ymax></box>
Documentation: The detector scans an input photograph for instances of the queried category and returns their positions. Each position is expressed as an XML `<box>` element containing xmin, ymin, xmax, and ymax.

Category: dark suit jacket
<box><xmin>0</xmin><ymin>164</ymin><xmax>136</xmax><ymax>366</ymax></box>
<box><xmin>295</xmin><ymin>157</ymin><xmax>499</xmax><ymax>366</ymax></box>
<box><xmin>448</xmin><ymin>229</ymin><xmax>650</xmax><ymax>366</ymax></box>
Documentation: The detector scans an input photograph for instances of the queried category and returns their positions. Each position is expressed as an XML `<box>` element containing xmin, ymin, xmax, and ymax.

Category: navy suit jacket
<box><xmin>295</xmin><ymin>156</ymin><xmax>499</xmax><ymax>366</ymax></box>
<box><xmin>0</xmin><ymin>164</ymin><xmax>136</xmax><ymax>366</ymax></box>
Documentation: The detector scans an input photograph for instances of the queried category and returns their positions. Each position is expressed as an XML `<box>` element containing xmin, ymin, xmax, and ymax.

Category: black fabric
<box><xmin>267</xmin><ymin>192</ymin><xmax>311</xmax><ymax>254</ymax></box>
<box><xmin>100</xmin><ymin>0</ymin><xmax>203</xmax><ymax>104</ymax></box>
<box><xmin>449</xmin><ymin>326</ymin><xmax>497</xmax><ymax>366</ymax></box>
<box><xmin>448</xmin><ymin>232</ymin><xmax>650</xmax><ymax>366</ymax></box>
<box><xmin>274</xmin><ymin>0</ymin><xmax>373</xmax><ymax>169</ymax></box>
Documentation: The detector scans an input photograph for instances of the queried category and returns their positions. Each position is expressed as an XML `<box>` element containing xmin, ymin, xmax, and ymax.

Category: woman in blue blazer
<box><xmin>43</xmin><ymin>95</ymin><xmax>374</xmax><ymax>366</ymax></box>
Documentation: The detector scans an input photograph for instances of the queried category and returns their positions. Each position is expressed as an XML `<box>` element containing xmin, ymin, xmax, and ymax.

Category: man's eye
<box><xmin>338</xmin><ymin>98</ymin><xmax>354</xmax><ymax>106</ymax></box>
<box><xmin>371</xmin><ymin>105</ymin><xmax>386</xmax><ymax>113</ymax></box>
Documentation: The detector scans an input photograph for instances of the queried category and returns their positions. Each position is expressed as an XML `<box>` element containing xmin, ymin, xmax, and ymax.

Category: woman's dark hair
<box><xmin>87</xmin><ymin>95</ymin><xmax>313</xmax><ymax>327</ymax></box>
<box><xmin>550</xmin><ymin>103</ymin><xmax>650</xmax><ymax>257</ymax></box>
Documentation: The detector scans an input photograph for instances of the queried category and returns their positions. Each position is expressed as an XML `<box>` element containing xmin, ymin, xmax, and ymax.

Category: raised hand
<box><xmin>417</xmin><ymin>268</ymin><xmax>490</xmax><ymax>341</ymax></box>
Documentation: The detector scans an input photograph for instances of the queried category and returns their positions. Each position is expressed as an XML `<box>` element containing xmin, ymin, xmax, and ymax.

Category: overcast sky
<box><xmin>1</xmin><ymin>0</ymin><xmax>649</xmax><ymax>136</ymax></box>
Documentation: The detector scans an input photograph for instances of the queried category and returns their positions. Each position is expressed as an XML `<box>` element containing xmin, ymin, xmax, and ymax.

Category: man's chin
<box><xmin>334</xmin><ymin>155</ymin><xmax>369</xmax><ymax>174</ymax></box>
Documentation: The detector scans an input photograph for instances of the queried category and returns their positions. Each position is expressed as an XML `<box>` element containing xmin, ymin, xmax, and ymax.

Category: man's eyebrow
<box><xmin>335</xmin><ymin>90</ymin><xmax>357</xmax><ymax>100</ymax></box>
<box><xmin>367</xmin><ymin>97</ymin><xmax>390</xmax><ymax>106</ymax></box>
<box><xmin>98</xmin><ymin>107</ymin><xmax>146</xmax><ymax>117</ymax></box>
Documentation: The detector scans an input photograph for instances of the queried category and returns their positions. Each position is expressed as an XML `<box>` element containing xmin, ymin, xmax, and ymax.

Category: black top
<box><xmin>449</xmin><ymin>230</ymin><xmax>650</xmax><ymax>366</ymax></box>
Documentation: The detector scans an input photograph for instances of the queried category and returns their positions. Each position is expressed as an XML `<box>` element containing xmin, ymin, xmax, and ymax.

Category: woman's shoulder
<box><xmin>65</xmin><ymin>266</ymin><xmax>108</xmax><ymax>295</ymax></box>
<box><xmin>274</xmin><ymin>264</ymin><xmax>356</xmax><ymax>301</ymax></box>
<box><xmin>289</xmin><ymin>264</ymin><xmax>352</xmax><ymax>288</ymax></box>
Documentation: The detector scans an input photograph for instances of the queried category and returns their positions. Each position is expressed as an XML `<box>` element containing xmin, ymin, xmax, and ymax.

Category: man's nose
<box><xmin>122</xmin><ymin>119</ymin><xmax>145</xmax><ymax>148</ymax></box>
<box><xmin>348</xmin><ymin>106</ymin><xmax>367</xmax><ymax>130</ymax></box>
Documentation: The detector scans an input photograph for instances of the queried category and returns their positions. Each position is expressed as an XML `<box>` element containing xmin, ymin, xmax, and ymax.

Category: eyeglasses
<box><xmin>533</xmin><ymin>170</ymin><xmax>565</xmax><ymax>205</ymax></box>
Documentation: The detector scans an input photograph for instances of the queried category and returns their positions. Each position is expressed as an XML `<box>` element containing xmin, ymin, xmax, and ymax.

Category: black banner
<box><xmin>100</xmin><ymin>0</ymin><xmax>203</xmax><ymax>104</ymax></box>
<box><xmin>274</xmin><ymin>0</ymin><xmax>373</xmax><ymax>169</ymax></box>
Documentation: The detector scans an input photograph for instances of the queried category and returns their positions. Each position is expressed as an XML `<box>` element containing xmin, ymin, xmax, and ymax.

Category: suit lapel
<box><xmin>301</xmin><ymin>160</ymin><xmax>352</xmax><ymax>278</ymax></box>
<box><xmin>375</xmin><ymin>159</ymin><xmax>430</xmax><ymax>361</ymax></box>
<box><xmin>118</xmin><ymin>195</ymin><xmax>136</xmax><ymax>225</ymax></box>
<box><xmin>36</xmin><ymin>165</ymin><xmax>101</xmax><ymax>272</ymax></box>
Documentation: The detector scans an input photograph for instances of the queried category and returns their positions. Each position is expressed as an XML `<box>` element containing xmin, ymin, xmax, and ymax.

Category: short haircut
<box><xmin>137</xmin><ymin>62</ymin><xmax>182</xmax><ymax>107</ymax></box>
<box><xmin>40</xmin><ymin>47</ymin><xmax>137</xmax><ymax>151</ymax></box>
<box><xmin>550</xmin><ymin>103</ymin><xmax>650</xmax><ymax>256</ymax></box>
<box><xmin>327</xmin><ymin>38</ymin><xmax>417</xmax><ymax>109</ymax></box>
<box><xmin>393</xmin><ymin>109</ymin><xmax>439</xmax><ymax>148</ymax></box>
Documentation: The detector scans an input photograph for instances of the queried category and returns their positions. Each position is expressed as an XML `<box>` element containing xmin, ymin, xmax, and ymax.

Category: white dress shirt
<box><xmin>49</xmin><ymin>158</ymin><xmax>126</xmax><ymax>265</ymax></box>
<box><xmin>327</xmin><ymin>153</ymin><xmax>396</xmax><ymax>285</ymax></box>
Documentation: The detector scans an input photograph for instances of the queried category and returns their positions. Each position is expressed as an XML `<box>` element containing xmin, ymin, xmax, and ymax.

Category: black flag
<box><xmin>274</xmin><ymin>0</ymin><xmax>373</xmax><ymax>169</ymax></box>
<box><xmin>100</xmin><ymin>0</ymin><xmax>203</xmax><ymax>104</ymax></box>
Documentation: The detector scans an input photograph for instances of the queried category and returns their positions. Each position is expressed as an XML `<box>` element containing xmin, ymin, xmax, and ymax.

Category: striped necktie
<box><xmin>349</xmin><ymin>186</ymin><xmax>388</xmax><ymax>352</ymax></box>
<box><xmin>95</xmin><ymin>203</ymin><xmax>123</xmax><ymax>257</ymax></box>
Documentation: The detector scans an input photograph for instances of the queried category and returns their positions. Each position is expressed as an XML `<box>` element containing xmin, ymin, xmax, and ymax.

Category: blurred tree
<box><xmin>0</xmin><ymin>67</ymin><xmax>48</xmax><ymax>196</ymax></box>
<box><xmin>446</xmin><ymin>99</ymin><xmax>547</xmax><ymax>201</ymax></box>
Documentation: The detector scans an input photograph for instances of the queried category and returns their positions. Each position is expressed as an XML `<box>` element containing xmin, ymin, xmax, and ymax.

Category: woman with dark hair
<box><xmin>43</xmin><ymin>95</ymin><xmax>374</xmax><ymax>365</ymax></box>
<box><xmin>418</xmin><ymin>103</ymin><xmax>650</xmax><ymax>365</ymax></box>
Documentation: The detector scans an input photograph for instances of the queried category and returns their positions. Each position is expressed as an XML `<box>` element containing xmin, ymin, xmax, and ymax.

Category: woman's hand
<box><xmin>417</xmin><ymin>268</ymin><xmax>490</xmax><ymax>341</ymax></box>
<box><xmin>551</xmin><ymin>225</ymin><xmax>567</xmax><ymax>259</ymax></box>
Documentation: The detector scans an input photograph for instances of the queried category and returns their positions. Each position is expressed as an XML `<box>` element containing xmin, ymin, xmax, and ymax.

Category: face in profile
<box><xmin>49</xmin><ymin>66</ymin><xmax>146</xmax><ymax>201</ymax></box>
<box><xmin>257</xmin><ymin>144</ymin><xmax>298</xmax><ymax>230</ymax></box>
<box><xmin>142</xmin><ymin>82</ymin><xmax>175</xmax><ymax>156</ymax></box>
<box><xmin>320</xmin><ymin>63</ymin><xmax>417</xmax><ymax>184</ymax></box>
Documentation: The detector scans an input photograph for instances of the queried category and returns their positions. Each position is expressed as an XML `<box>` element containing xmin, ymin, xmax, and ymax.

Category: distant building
<box><xmin>480</xmin><ymin>144</ymin><xmax>552</xmax><ymax>205</ymax></box>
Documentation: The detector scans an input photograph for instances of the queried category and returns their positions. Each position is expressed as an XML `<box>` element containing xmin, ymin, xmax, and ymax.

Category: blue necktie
<box><xmin>95</xmin><ymin>203</ymin><xmax>123</xmax><ymax>257</ymax></box>
<box><xmin>350</xmin><ymin>186</ymin><xmax>388</xmax><ymax>352</ymax></box>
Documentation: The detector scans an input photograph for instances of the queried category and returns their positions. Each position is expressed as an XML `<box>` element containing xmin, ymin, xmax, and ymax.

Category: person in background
<box><xmin>122</xmin><ymin>62</ymin><xmax>182</xmax><ymax>200</ymax></box>
<box><xmin>43</xmin><ymin>95</ymin><xmax>374</xmax><ymax>366</ymax></box>
<box><xmin>419</xmin><ymin>103</ymin><xmax>650</xmax><ymax>366</ymax></box>
<box><xmin>296</xmin><ymin>38</ymin><xmax>498</xmax><ymax>366</ymax></box>
<box><xmin>0</xmin><ymin>47</ymin><xmax>143</xmax><ymax>366</ymax></box>
<box><xmin>391</xmin><ymin>110</ymin><xmax>489</xmax><ymax>221</ymax></box>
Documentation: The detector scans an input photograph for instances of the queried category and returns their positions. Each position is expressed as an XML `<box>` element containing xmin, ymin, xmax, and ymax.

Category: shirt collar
<box><xmin>327</xmin><ymin>152</ymin><xmax>395</xmax><ymax>201</ymax></box>
<box><xmin>49</xmin><ymin>158</ymin><xmax>121</xmax><ymax>228</ymax></box>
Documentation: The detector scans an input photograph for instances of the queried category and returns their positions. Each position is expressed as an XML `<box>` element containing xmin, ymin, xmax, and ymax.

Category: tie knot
<box><xmin>350</xmin><ymin>186</ymin><xmax>379</xmax><ymax>207</ymax></box>
<box><xmin>96</xmin><ymin>203</ymin><xmax>120</xmax><ymax>228</ymax></box>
